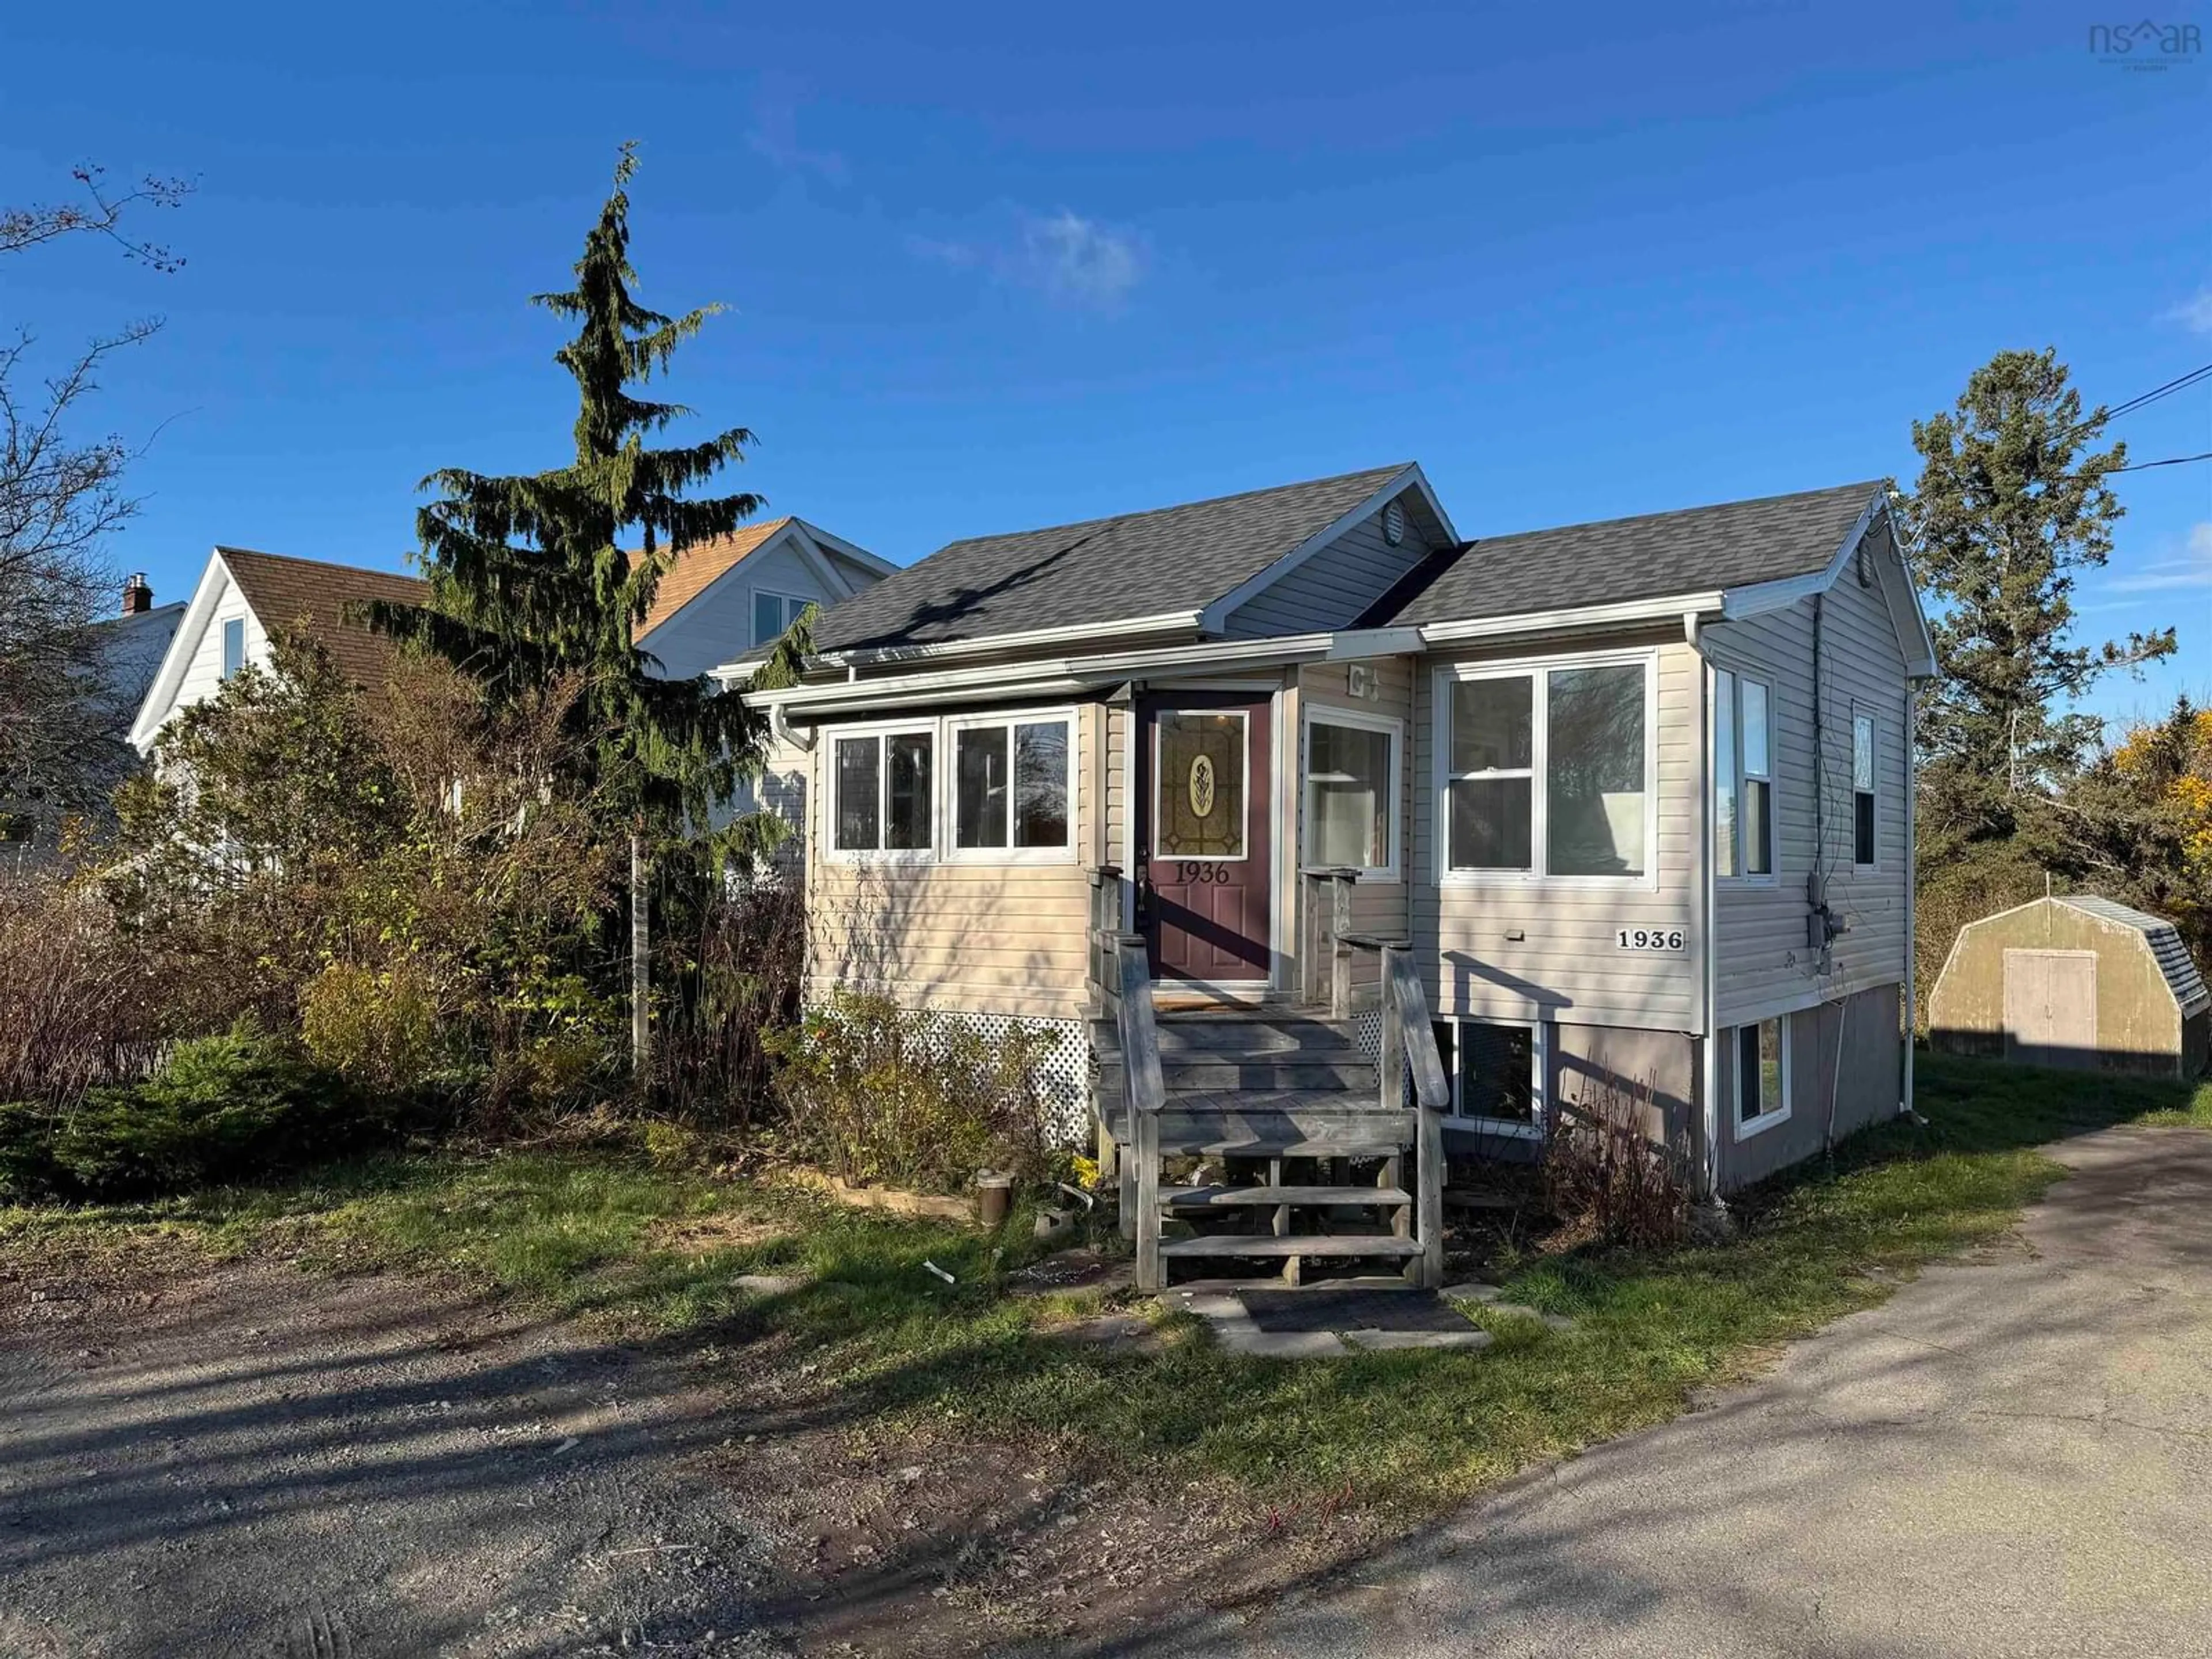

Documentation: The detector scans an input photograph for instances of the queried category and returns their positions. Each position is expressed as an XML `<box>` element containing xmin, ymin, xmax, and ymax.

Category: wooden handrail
<box><xmin>1111</xmin><ymin>934</ymin><xmax>1168</xmax><ymax>1290</ymax></box>
<box><xmin>1377</xmin><ymin>943</ymin><xmax>1448</xmax><ymax>1287</ymax></box>
<box><xmin>1300</xmin><ymin>865</ymin><xmax>1361</xmax><ymax>1016</ymax></box>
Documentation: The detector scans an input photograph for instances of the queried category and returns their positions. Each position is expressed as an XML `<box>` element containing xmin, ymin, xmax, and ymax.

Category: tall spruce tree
<box><xmin>372</xmin><ymin>146</ymin><xmax>783</xmax><ymax>1063</ymax></box>
<box><xmin>1903</xmin><ymin>347</ymin><xmax>2174</xmax><ymax>850</ymax></box>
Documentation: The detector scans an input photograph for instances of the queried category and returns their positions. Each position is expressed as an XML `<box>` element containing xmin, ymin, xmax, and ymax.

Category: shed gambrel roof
<box><xmin>1363</xmin><ymin>480</ymin><xmax>1887</xmax><ymax>626</ymax></box>
<box><xmin>2057</xmin><ymin>896</ymin><xmax>2212</xmax><ymax>1016</ymax></box>
<box><xmin>809</xmin><ymin>464</ymin><xmax>1415</xmax><ymax>654</ymax></box>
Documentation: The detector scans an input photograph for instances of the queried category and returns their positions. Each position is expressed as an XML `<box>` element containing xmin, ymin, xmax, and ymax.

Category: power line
<box><xmin>2112</xmin><ymin>450</ymin><xmax>2212</xmax><ymax>473</ymax></box>
<box><xmin>2101</xmin><ymin>361</ymin><xmax>2212</xmax><ymax>423</ymax></box>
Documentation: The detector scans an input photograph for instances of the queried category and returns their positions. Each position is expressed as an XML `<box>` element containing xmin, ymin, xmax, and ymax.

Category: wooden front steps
<box><xmin>1159</xmin><ymin>1234</ymin><xmax>1424</xmax><ymax>1262</ymax></box>
<box><xmin>1161</xmin><ymin>1184</ymin><xmax>1412</xmax><ymax>1208</ymax></box>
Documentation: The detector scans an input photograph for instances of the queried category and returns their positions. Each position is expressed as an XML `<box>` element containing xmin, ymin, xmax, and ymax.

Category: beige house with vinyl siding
<box><xmin>731</xmin><ymin>462</ymin><xmax>1936</xmax><ymax>1262</ymax></box>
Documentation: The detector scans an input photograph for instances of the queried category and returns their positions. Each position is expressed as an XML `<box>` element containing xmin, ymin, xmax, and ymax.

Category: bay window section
<box><xmin>1446</xmin><ymin>676</ymin><xmax>1533</xmax><ymax>870</ymax></box>
<box><xmin>1306</xmin><ymin>714</ymin><xmax>1399</xmax><ymax>874</ymax></box>
<box><xmin>952</xmin><ymin>713</ymin><xmax>1072</xmax><ymax>855</ymax></box>
<box><xmin>831</xmin><ymin>728</ymin><xmax>934</xmax><ymax>857</ymax></box>
<box><xmin>1444</xmin><ymin>658</ymin><xmax>1650</xmax><ymax>880</ymax></box>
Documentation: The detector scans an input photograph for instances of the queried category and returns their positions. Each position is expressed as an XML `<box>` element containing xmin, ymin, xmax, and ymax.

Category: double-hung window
<box><xmin>1733</xmin><ymin>1016</ymin><xmax>1790</xmax><ymax>1138</ymax></box>
<box><xmin>751</xmin><ymin>592</ymin><xmax>814</xmax><ymax>649</ymax></box>
<box><xmin>830</xmin><ymin>725</ymin><xmax>934</xmax><ymax>858</ymax></box>
<box><xmin>1305</xmin><ymin>709</ymin><xmax>1400</xmax><ymax>877</ymax></box>
<box><xmin>1442</xmin><ymin>655</ymin><xmax>1652</xmax><ymax>880</ymax></box>
<box><xmin>1713</xmin><ymin>667</ymin><xmax>1774</xmax><ymax>879</ymax></box>
<box><xmin>1852</xmin><ymin>707</ymin><xmax>1877</xmax><ymax>868</ymax></box>
<box><xmin>950</xmin><ymin>713</ymin><xmax>1073</xmax><ymax>857</ymax></box>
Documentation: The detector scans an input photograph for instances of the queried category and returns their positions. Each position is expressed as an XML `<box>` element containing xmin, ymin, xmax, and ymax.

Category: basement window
<box><xmin>1431</xmin><ymin>1018</ymin><xmax>1544</xmax><ymax>1137</ymax></box>
<box><xmin>1733</xmin><ymin>1017</ymin><xmax>1791</xmax><ymax>1139</ymax></box>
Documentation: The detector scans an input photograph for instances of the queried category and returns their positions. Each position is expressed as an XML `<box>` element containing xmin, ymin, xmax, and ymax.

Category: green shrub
<box><xmin>302</xmin><ymin>960</ymin><xmax>448</xmax><ymax>1091</ymax></box>
<box><xmin>0</xmin><ymin>1026</ymin><xmax>374</xmax><ymax>1202</ymax></box>
<box><xmin>767</xmin><ymin>991</ymin><xmax>1050</xmax><ymax>1195</ymax></box>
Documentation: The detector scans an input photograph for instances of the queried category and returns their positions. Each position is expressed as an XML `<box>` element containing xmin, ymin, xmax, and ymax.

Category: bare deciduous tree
<box><xmin>0</xmin><ymin>166</ymin><xmax>191</xmax><ymax>848</ymax></box>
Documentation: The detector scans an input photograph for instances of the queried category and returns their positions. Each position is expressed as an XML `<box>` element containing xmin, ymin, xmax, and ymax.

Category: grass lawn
<box><xmin>6</xmin><ymin>1052</ymin><xmax>2208</xmax><ymax>1514</ymax></box>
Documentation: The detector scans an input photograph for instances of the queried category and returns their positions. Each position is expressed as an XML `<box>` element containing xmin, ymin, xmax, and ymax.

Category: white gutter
<box><xmin>813</xmin><ymin>609</ymin><xmax>1203</xmax><ymax>672</ymax></box>
<box><xmin>769</xmin><ymin>701</ymin><xmax>817</xmax><ymax>752</ymax></box>
<box><xmin>1416</xmin><ymin>590</ymin><xmax>1725</xmax><ymax>647</ymax></box>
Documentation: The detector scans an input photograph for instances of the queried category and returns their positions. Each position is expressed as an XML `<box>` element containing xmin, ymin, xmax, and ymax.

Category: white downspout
<box><xmin>1902</xmin><ymin>680</ymin><xmax>1919</xmax><ymax>1118</ymax></box>
<box><xmin>1688</xmin><ymin>611</ymin><xmax>1721</xmax><ymax>1202</ymax></box>
<box><xmin>770</xmin><ymin>701</ymin><xmax>818</xmax><ymax>753</ymax></box>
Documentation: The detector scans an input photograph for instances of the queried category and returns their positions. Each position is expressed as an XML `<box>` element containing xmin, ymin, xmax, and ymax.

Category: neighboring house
<box><xmin>3</xmin><ymin>574</ymin><xmax>187</xmax><ymax>868</ymax></box>
<box><xmin>129</xmin><ymin>518</ymin><xmax>892</xmax><ymax>753</ymax></box>
<box><xmin>1930</xmin><ymin>895</ymin><xmax>2210</xmax><ymax>1078</ymax></box>
<box><xmin>730</xmin><ymin>463</ymin><xmax>1937</xmax><ymax>1288</ymax></box>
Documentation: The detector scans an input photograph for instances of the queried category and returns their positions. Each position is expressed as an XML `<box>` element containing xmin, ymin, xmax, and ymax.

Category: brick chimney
<box><xmin>122</xmin><ymin>573</ymin><xmax>152</xmax><ymax>616</ymax></box>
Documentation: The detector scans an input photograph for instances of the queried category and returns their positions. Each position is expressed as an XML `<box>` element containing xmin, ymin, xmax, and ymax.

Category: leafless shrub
<box><xmin>651</xmin><ymin>874</ymin><xmax>807</xmax><ymax>1128</ymax></box>
<box><xmin>0</xmin><ymin>864</ymin><xmax>168</xmax><ymax>1104</ymax></box>
<box><xmin>1543</xmin><ymin>1075</ymin><xmax>1690</xmax><ymax>1248</ymax></box>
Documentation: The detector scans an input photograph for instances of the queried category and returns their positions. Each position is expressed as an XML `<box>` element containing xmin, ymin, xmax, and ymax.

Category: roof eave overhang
<box><xmin>1720</xmin><ymin>490</ymin><xmax>1940</xmax><ymax>679</ymax></box>
<box><xmin>126</xmin><ymin>549</ymin><xmax>237</xmax><ymax>753</ymax></box>
<box><xmin>1195</xmin><ymin>464</ymin><xmax>1455</xmax><ymax>634</ymax></box>
<box><xmin>803</xmin><ymin>608</ymin><xmax>1205</xmax><ymax>676</ymax></box>
<box><xmin>1415</xmin><ymin>591</ymin><xmax>1725</xmax><ymax>648</ymax></box>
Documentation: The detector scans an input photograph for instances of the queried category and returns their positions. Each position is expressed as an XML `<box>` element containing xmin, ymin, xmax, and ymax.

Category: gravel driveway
<box><xmin>0</xmin><ymin>1250</ymin><xmax>789</xmax><ymax>1657</ymax></box>
<box><xmin>1127</xmin><ymin>1124</ymin><xmax>2212</xmax><ymax>1659</ymax></box>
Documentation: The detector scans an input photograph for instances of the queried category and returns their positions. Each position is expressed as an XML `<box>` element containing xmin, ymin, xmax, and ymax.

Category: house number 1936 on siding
<box><xmin>1616</xmin><ymin>927</ymin><xmax>1686</xmax><ymax>953</ymax></box>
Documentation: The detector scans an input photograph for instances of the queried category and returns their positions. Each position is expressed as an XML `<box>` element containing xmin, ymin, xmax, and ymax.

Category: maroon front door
<box><xmin>1136</xmin><ymin>694</ymin><xmax>1272</xmax><ymax>982</ymax></box>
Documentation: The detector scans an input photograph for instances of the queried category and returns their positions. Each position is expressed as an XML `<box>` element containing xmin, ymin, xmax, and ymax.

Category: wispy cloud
<box><xmin>2164</xmin><ymin>284</ymin><xmax>2212</xmax><ymax>335</ymax></box>
<box><xmin>2105</xmin><ymin>521</ymin><xmax>2212</xmax><ymax>593</ymax></box>
<box><xmin>910</xmin><ymin>210</ymin><xmax>1147</xmax><ymax>313</ymax></box>
<box><xmin>747</xmin><ymin>80</ymin><xmax>847</xmax><ymax>185</ymax></box>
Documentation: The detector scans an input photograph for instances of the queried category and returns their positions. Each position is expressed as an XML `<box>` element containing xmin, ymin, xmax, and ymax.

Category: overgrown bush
<box><xmin>0</xmin><ymin>865</ymin><xmax>169</xmax><ymax>1105</ymax></box>
<box><xmin>1544</xmin><ymin>1078</ymin><xmax>1689</xmax><ymax>1248</ymax></box>
<box><xmin>301</xmin><ymin>960</ymin><xmax>448</xmax><ymax>1092</ymax></box>
<box><xmin>768</xmin><ymin>991</ymin><xmax>1050</xmax><ymax>1195</ymax></box>
<box><xmin>0</xmin><ymin>1025</ymin><xmax>377</xmax><ymax>1201</ymax></box>
<box><xmin>652</xmin><ymin>874</ymin><xmax>806</xmax><ymax>1127</ymax></box>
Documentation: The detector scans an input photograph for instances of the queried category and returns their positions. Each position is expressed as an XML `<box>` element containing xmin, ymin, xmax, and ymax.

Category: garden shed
<box><xmin>1930</xmin><ymin>895</ymin><xmax>2210</xmax><ymax>1079</ymax></box>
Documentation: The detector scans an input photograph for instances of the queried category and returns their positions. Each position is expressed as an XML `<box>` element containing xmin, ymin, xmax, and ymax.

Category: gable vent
<box><xmin>1382</xmin><ymin>500</ymin><xmax>1406</xmax><ymax>547</ymax></box>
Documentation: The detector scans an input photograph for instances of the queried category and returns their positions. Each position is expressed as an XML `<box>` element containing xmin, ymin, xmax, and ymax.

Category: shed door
<box><xmin>2002</xmin><ymin>949</ymin><xmax>2097</xmax><ymax>1066</ymax></box>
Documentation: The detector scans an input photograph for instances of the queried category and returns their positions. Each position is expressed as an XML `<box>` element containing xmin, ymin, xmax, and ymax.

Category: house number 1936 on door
<box><xmin>1177</xmin><ymin>862</ymin><xmax>1231</xmax><ymax>885</ymax></box>
<box><xmin>1616</xmin><ymin>927</ymin><xmax>1685</xmax><ymax>953</ymax></box>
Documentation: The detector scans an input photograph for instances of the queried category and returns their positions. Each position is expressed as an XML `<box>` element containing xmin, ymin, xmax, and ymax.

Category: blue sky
<box><xmin>4</xmin><ymin>1</ymin><xmax>2207</xmax><ymax>725</ymax></box>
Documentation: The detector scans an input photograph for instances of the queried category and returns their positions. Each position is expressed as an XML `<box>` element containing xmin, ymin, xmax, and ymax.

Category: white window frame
<box><xmin>1301</xmin><ymin>703</ymin><xmax>1402</xmax><ymax>881</ymax></box>
<box><xmin>1730</xmin><ymin>1014</ymin><xmax>1793</xmax><ymax>1141</ymax></box>
<box><xmin>220</xmin><ymin>616</ymin><xmax>247</xmax><ymax>680</ymax></box>
<box><xmin>1713</xmin><ymin>663</ymin><xmax>1777</xmax><ymax>887</ymax></box>
<box><xmin>1433</xmin><ymin>1016</ymin><xmax>1547</xmax><ymax>1140</ymax></box>
<box><xmin>1851</xmin><ymin>703</ymin><xmax>1878</xmax><ymax>873</ymax></box>
<box><xmin>824</xmin><ymin>717</ymin><xmax>939</xmax><ymax>865</ymax></box>
<box><xmin>750</xmin><ymin>589</ymin><xmax>815</xmax><ymax>649</ymax></box>
<box><xmin>943</xmin><ymin>706</ymin><xmax>1080</xmax><ymax>866</ymax></box>
<box><xmin>1434</xmin><ymin>648</ymin><xmax>1660</xmax><ymax>891</ymax></box>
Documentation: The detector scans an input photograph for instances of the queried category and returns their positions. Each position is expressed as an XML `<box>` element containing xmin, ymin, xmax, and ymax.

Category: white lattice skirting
<box><xmin>941</xmin><ymin>1011</ymin><xmax>1092</xmax><ymax>1145</ymax></box>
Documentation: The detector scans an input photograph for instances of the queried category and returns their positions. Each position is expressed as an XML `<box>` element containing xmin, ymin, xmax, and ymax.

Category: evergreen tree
<box><xmin>1903</xmin><ymin>347</ymin><xmax>2174</xmax><ymax>849</ymax></box>
<box><xmin>372</xmin><ymin>143</ymin><xmax>776</xmax><ymax>843</ymax></box>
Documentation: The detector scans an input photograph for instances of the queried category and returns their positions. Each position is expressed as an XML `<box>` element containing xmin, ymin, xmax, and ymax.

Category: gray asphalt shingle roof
<box><xmin>809</xmin><ymin>464</ymin><xmax>1410</xmax><ymax>653</ymax></box>
<box><xmin>1364</xmin><ymin>480</ymin><xmax>1887</xmax><ymax>627</ymax></box>
<box><xmin>2058</xmin><ymin>896</ymin><xmax>2212</xmax><ymax>1015</ymax></box>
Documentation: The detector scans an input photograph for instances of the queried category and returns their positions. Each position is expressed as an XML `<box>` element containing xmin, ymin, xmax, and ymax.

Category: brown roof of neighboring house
<box><xmin>630</xmin><ymin>517</ymin><xmax>792</xmax><ymax>641</ymax></box>
<box><xmin>218</xmin><ymin>547</ymin><xmax>428</xmax><ymax>690</ymax></box>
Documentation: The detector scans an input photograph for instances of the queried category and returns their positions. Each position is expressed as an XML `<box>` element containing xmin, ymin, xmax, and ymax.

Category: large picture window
<box><xmin>1305</xmin><ymin>710</ymin><xmax>1400</xmax><ymax>876</ymax></box>
<box><xmin>1442</xmin><ymin>656</ymin><xmax>1652</xmax><ymax>881</ymax></box>
<box><xmin>1713</xmin><ymin>667</ymin><xmax>1774</xmax><ymax>879</ymax></box>
<box><xmin>831</xmin><ymin>727</ymin><xmax>934</xmax><ymax>857</ymax></box>
<box><xmin>952</xmin><ymin>714</ymin><xmax>1072</xmax><ymax>854</ymax></box>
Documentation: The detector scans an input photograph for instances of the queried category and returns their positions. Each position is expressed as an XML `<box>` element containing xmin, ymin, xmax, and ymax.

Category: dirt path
<box><xmin>0</xmin><ymin>1239</ymin><xmax>1354</xmax><ymax>1656</ymax></box>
